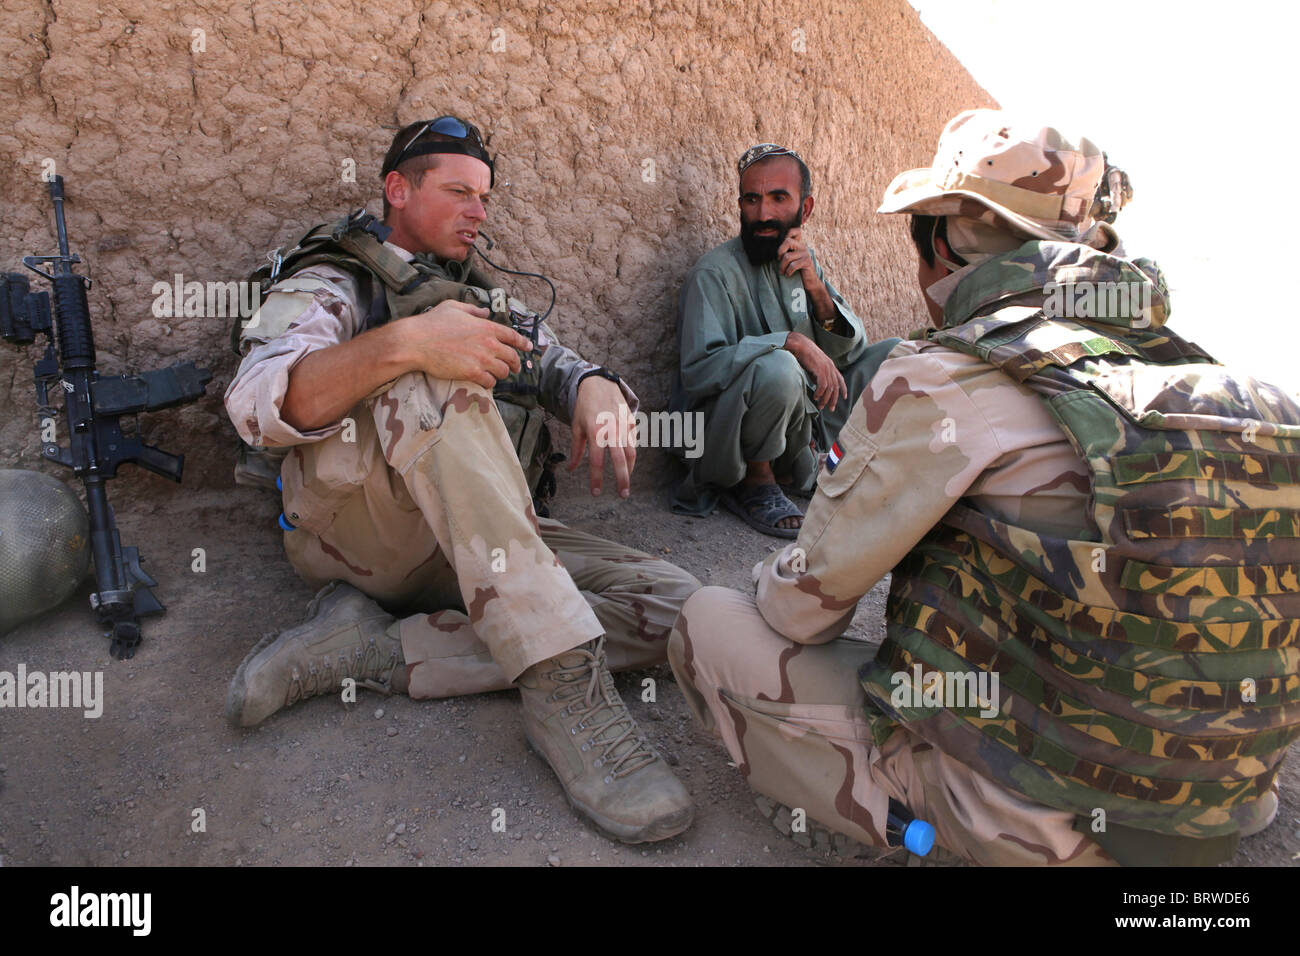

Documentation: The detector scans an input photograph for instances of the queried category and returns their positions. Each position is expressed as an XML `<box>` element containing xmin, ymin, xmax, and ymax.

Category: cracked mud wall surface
<box><xmin>0</xmin><ymin>0</ymin><xmax>993</xmax><ymax>496</ymax></box>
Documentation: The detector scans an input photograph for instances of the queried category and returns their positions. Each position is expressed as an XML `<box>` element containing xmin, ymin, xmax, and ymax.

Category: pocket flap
<box><xmin>819</xmin><ymin>422</ymin><xmax>878</xmax><ymax>498</ymax></box>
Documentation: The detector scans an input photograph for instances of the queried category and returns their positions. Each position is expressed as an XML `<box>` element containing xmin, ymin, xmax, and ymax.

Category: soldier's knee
<box><xmin>681</xmin><ymin>584</ymin><xmax>735</xmax><ymax>612</ymax></box>
<box><xmin>441</xmin><ymin>380</ymin><xmax>498</xmax><ymax>417</ymax></box>
<box><xmin>668</xmin><ymin>589</ymin><xmax>728</xmax><ymax>720</ymax></box>
<box><xmin>671</xmin><ymin>586</ymin><xmax>737</xmax><ymax>667</ymax></box>
<box><xmin>373</xmin><ymin>373</ymin><xmax>511</xmax><ymax>472</ymax></box>
<box><xmin>378</xmin><ymin>373</ymin><xmax>496</xmax><ymax>415</ymax></box>
<box><xmin>668</xmin><ymin>633</ymin><xmax>713</xmax><ymax>731</ymax></box>
<box><xmin>656</xmin><ymin>562</ymin><xmax>703</xmax><ymax>599</ymax></box>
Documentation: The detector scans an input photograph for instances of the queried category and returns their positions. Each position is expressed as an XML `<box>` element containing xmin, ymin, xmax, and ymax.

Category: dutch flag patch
<box><xmin>826</xmin><ymin>440</ymin><xmax>843</xmax><ymax>474</ymax></box>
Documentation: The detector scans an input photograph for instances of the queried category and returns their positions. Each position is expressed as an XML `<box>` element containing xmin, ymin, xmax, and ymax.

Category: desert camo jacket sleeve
<box><xmin>752</xmin><ymin>336</ymin><xmax>1090</xmax><ymax>643</ymax></box>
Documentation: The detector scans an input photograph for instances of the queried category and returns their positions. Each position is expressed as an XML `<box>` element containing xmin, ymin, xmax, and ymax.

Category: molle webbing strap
<box><xmin>891</xmin><ymin>535</ymin><xmax>1300</xmax><ymax>728</ymax></box>
<box><xmin>1117</xmin><ymin>560</ymin><xmax>1300</xmax><ymax>598</ymax></box>
<box><xmin>1122</xmin><ymin>507</ymin><xmax>1300</xmax><ymax>540</ymax></box>
<box><xmin>1112</xmin><ymin>449</ymin><xmax>1300</xmax><ymax>487</ymax></box>
<box><xmin>868</xmin><ymin>529</ymin><xmax>1300</xmax><ymax>837</ymax></box>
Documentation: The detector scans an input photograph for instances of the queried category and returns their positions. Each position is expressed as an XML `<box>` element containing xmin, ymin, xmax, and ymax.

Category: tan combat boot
<box><xmin>517</xmin><ymin>638</ymin><xmax>694</xmax><ymax>844</ymax></box>
<box><xmin>226</xmin><ymin>580</ymin><xmax>403</xmax><ymax>727</ymax></box>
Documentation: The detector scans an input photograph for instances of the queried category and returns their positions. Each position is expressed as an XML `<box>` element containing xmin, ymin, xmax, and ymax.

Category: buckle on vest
<box><xmin>362</xmin><ymin>218</ymin><xmax>392</xmax><ymax>243</ymax></box>
<box><xmin>333</xmin><ymin>209</ymin><xmax>391</xmax><ymax>244</ymax></box>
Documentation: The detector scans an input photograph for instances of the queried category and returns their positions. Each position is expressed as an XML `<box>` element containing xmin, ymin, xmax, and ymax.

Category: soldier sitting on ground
<box><xmin>224</xmin><ymin>115</ymin><xmax>701</xmax><ymax>845</ymax></box>
<box><xmin>668</xmin><ymin>110</ymin><xmax>1300</xmax><ymax>865</ymax></box>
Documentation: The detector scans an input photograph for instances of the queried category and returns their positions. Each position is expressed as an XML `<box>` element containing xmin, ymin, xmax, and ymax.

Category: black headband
<box><xmin>383</xmin><ymin>141</ymin><xmax>495</xmax><ymax>186</ymax></box>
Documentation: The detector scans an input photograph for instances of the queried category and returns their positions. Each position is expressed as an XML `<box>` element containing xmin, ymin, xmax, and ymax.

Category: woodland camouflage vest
<box><xmin>860</xmin><ymin>248</ymin><xmax>1300</xmax><ymax>862</ymax></box>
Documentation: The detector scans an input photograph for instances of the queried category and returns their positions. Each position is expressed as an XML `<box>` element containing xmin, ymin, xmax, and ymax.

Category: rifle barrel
<box><xmin>49</xmin><ymin>176</ymin><xmax>71</xmax><ymax>262</ymax></box>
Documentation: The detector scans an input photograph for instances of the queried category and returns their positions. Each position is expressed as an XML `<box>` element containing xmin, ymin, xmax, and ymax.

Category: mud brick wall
<box><xmin>0</xmin><ymin>0</ymin><xmax>993</xmax><ymax>496</ymax></box>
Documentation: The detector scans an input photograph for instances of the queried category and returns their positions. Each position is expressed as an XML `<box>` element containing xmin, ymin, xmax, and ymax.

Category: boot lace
<box><xmin>286</xmin><ymin>638</ymin><xmax>399</xmax><ymax>707</ymax></box>
<box><xmin>547</xmin><ymin>641</ymin><xmax>657</xmax><ymax>782</ymax></box>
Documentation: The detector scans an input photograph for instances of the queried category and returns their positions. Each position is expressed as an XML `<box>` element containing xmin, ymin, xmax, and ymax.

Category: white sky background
<box><xmin>908</xmin><ymin>0</ymin><xmax>1299</xmax><ymax>396</ymax></box>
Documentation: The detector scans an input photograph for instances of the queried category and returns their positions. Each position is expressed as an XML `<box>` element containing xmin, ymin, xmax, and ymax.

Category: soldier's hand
<box><xmin>783</xmin><ymin>331</ymin><xmax>847</xmax><ymax>412</ymax></box>
<box><xmin>569</xmin><ymin>375</ymin><xmax>636</xmax><ymax>498</ymax></box>
<box><xmin>402</xmin><ymin>300</ymin><xmax>532</xmax><ymax>390</ymax></box>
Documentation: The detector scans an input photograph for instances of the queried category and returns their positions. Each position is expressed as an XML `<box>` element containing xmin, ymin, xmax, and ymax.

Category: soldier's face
<box><xmin>738</xmin><ymin>157</ymin><xmax>810</xmax><ymax>264</ymax></box>
<box><xmin>385</xmin><ymin>154</ymin><xmax>492</xmax><ymax>261</ymax></box>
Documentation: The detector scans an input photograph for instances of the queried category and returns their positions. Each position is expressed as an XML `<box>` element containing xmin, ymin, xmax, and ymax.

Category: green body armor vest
<box><xmin>860</xmin><ymin>308</ymin><xmax>1300</xmax><ymax>864</ymax></box>
<box><xmin>232</xmin><ymin>211</ymin><xmax>557</xmax><ymax>504</ymax></box>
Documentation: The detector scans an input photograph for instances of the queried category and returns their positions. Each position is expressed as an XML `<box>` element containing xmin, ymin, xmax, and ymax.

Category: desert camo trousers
<box><xmin>280</xmin><ymin>371</ymin><xmax>701</xmax><ymax>693</ymax></box>
<box><xmin>668</xmin><ymin>586</ymin><xmax>1114</xmax><ymax>866</ymax></box>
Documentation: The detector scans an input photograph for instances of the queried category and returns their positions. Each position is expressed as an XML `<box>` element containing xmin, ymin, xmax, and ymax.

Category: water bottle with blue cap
<box><xmin>886</xmin><ymin>798</ymin><xmax>935</xmax><ymax>857</ymax></box>
<box><xmin>274</xmin><ymin>474</ymin><xmax>297</xmax><ymax>531</ymax></box>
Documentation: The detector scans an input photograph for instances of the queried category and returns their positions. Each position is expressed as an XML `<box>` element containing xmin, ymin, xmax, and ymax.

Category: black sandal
<box><xmin>777</xmin><ymin>476</ymin><xmax>816</xmax><ymax>501</ymax></box>
<box><xmin>722</xmin><ymin>483</ymin><xmax>803</xmax><ymax>539</ymax></box>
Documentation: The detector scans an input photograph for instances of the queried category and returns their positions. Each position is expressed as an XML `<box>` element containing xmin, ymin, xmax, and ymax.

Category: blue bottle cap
<box><xmin>277</xmin><ymin>512</ymin><xmax>296</xmax><ymax>532</ymax></box>
<box><xmin>903</xmin><ymin>819</ymin><xmax>935</xmax><ymax>857</ymax></box>
<box><xmin>276</xmin><ymin>474</ymin><xmax>283</xmax><ymax>491</ymax></box>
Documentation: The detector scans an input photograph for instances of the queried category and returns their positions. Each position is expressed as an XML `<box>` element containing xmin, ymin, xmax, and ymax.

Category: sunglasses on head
<box><xmin>384</xmin><ymin>115</ymin><xmax>495</xmax><ymax>184</ymax></box>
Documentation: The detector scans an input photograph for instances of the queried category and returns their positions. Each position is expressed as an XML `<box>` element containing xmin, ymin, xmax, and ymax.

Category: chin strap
<box><xmin>931</xmin><ymin>217</ymin><xmax>967</xmax><ymax>274</ymax></box>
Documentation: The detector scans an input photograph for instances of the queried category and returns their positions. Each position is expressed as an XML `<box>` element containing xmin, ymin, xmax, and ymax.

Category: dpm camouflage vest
<box><xmin>859</xmin><ymin>308</ymin><xmax>1300</xmax><ymax>862</ymax></box>
<box><xmin>231</xmin><ymin>212</ymin><xmax>555</xmax><ymax>500</ymax></box>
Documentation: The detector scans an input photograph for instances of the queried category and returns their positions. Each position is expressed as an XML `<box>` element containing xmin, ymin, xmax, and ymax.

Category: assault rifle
<box><xmin>0</xmin><ymin>175</ymin><xmax>211</xmax><ymax>658</ymax></box>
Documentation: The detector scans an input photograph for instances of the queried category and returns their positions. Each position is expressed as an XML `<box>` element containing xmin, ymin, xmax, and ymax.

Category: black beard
<box><xmin>740</xmin><ymin>210</ymin><xmax>803</xmax><ymax>265</ymax></box>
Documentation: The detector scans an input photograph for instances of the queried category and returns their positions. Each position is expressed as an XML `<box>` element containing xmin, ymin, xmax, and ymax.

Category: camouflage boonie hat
<box><xmin>878</xmin><ymin>109</ymin><xmax>1117</xmax><ymax>247</ymax></box>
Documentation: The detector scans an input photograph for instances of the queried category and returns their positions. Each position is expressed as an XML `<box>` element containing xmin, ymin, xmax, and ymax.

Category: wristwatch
<box><xmin>577</xmin><ymin>366</ymin><xmax>621</xmax><ymax>388</ymax></box>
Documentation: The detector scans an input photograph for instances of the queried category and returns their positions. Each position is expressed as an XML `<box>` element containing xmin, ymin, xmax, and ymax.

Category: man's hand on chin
<box><xmin>777</xmin><ymin>227</ymin><xmax>818</xmax><ymax>285</ymax></box>
<box><xmin>568</xmin><ymin>375</ymin><xmax>636</xmax><ymax>498</ymax></box>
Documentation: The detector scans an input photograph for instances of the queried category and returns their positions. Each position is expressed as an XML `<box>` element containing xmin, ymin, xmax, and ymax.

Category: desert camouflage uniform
<box><xmin>670</xmin><ymin>241</ymin><xmax>1299</xmax><ymax>865</ymax></box>
<box><xmin>225</xmin><ymin>245</ymin><xmax>699</xmax><ymax>691</ymax></box>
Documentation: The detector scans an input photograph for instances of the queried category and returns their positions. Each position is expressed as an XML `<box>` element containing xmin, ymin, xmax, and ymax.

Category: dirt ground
<box><xmin>1</xmin><ymin>458</ymin><xmax>1297</xmax><ymax>868</ymax></box>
